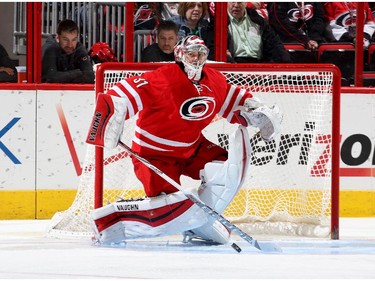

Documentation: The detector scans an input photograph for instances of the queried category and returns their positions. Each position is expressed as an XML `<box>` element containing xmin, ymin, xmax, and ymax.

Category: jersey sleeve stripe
<box><xmin>119</xmin><ymin>80</ymin><xmax>144</xmax><ymax>112</ymax></box>
<box><xmin>225</xmin><ymin>88</ymin><xmax>247</xmax><ymax>122</ymax></box>
<box><xmin>218</xmin><ymin>85</ymin><xmax>236</xmax><ymax>117</ymax></box>
<box><xmin>112</xmin><ymin>85</ymin><xmax>136</xmax><ymax>118</ymax></box>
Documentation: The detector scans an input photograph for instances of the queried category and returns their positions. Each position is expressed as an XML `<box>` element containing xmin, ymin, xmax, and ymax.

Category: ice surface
<box><xmin>0</xmin><ymin>218</ymin><xmax>374</xmax><ymax>279</ymax></box>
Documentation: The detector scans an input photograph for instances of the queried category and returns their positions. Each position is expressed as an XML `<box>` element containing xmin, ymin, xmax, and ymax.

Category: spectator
<box><xmin>170</xmin><ymin>2</ymin><xmax>215</xmax><ymax>60</ymax></box>
<box><xmin>134</xmin><ymin>3</ymin><xmax>163</xmax><ymax>30</ymax></box>
<box><xmin>227</xmin><ymin>2</ymin><xmax>291</xmax><ymax>63</ymax></box>
<box><xmin>370</xmin><ymin>2</ymin><xmax>375</xmax><ymax>19</ymax></box>
<box><xmin>42</xmin><ymin>19</ymin><xmax>94</xmax><ymax>83</ymax></box>
<box><xmin>268</xmin><ymin>2</ymin><xmax>326</xmax><ymax>51</ymax></box>
<box><xmin>323</xmin><ymin>2</ymin><xmax>375</xmax><ymax>48</ymax></box>
<box><xmin>248</xmin><ymin>2</ymin><xmax>269</xmax><ymax>21</ymax></box>
<box><xmin>134</xmin><ymin>2</ymin><xmax>180</xmax><ymax>30</ymax></box>
<box><xmin>161</xmin><ymin>2</ymin><xmax>179</xmax><ymax>20</ymax></box>
<box><xmin>141</xmin><ymin>20</ymin><xmax>179</xmax><ymax>62</ymax></box>
<box><xmin>0</xmin><ymin>44</ymin><xmax>17</xmax><ymax>83</ymax></box>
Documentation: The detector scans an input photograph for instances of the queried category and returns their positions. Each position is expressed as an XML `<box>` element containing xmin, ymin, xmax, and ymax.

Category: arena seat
<box><xmin>363</xmin><ymin>72</ymin><xmax>375</xmax><ymax>87</ymax></box>
<box><xmin>283</xmin><ymin>43</ymin><xmax>318</xmax><ymax>63</ymax></box>
<box><xmin>318</xmin><ymin>43</ymin><xmax>355</xmax><ymax>84</ymax></box>
<box><xmin>367</xmin><ymin>43</ymin><xmax>375</xmax><ymax>71</ymax></box>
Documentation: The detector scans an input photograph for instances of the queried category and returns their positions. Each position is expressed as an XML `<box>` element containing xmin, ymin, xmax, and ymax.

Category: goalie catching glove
<box><xmin>86</xmin><ymin>93</ymin><xmax>127</xmax><ymax>149</ymax></box>
<box><xmin>235</xmin><ymin>98</ymin><xmax>283</xmax><ymax>142</ymax></box>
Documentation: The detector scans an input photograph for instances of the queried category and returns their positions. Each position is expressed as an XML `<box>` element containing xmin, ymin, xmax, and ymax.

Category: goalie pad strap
<box><xmin>86</xmin><ymin>93</ymin><xmax>127</xmax><ymax>149</ymax></box>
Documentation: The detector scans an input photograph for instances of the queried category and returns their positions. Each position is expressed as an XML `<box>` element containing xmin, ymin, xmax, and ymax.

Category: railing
<box><xmin>14</xmin><ymin>2</ymin><xmax>128</xmax><ymax>62</ymax></box>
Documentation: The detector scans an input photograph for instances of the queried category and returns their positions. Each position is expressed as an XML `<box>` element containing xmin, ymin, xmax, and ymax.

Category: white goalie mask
<box><xmin>174</xmin><ymin>35</ymin><xmax>209</xmax><ymax>82</ymax></box>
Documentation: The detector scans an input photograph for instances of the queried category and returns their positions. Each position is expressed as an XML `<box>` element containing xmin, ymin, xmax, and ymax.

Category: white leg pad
<box><xmin>199</xmin><ymin>125</ymin><xmax>251</xmax><ymax>214</ymax></box>
<box><xmin>91</xmin><ymin>191</ymin><xmax>207</xmax><ymax>244</ymax></box>
<box><xmin>185</xmin><ymin>126</ymin><xmax>251</xmax><ymax>244</ymax></box>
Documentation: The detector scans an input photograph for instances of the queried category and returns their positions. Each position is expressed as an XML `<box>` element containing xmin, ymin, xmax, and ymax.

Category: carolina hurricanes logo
<box><xmin>287</xmin><ymin>5</ymin><xmax>313</xmax><ymax>22</ymax></box>
<box><xmin>336</xmin><ymin>11</ymin><xmax>358</xmax><ymax>27</ymax></box>
<box><xmin>180</xmin><ymin>97</ymin><xmax>216</xmax><ymax>121</ymax></box>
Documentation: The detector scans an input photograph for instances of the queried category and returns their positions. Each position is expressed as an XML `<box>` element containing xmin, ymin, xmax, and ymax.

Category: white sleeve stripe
<box><xmin>120</xmin><ymin>80</ymin><xmax>143</xmax><ymax>112</ymax></box>
<box><xmin>111</xmin><ymin>85</ymin><xmax>126</xmax><ymax>98</ymax></box>
<box><xmin>226</xmin><ymin>89</ymin><xmax>245</xmax><ymax>121</ymax></box>
<box><xmin>218</xmin><ymin>85</ymin><xmax>236</xmax><ymax>116</ymax></box>
<box><xmin>112</xmin><ymin>86</ymin><xmax>135</xmax><ymax>117</ymax></box>
<box><xmin>132</xmin><ymin>137</ymin><xmax>172</xmax><ymax>152</ymax></box>
<box><xmin>135</xmin><ymin>126</ymin><xmax>200</xmax><ymax>147</ymax></box>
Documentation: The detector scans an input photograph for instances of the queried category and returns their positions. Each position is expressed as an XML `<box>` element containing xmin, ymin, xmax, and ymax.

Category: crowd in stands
<box><xmin>1</xmin><ymin>2</ymin><xmax>375</xmax><ymax>85</ymax></box>
<box><xmin>41</xmin><ymin>19</ymin><xmax>95</xmax><ymax>83</ymax></box>
<box><xmin>132</xmin><ymin>1</ymin><xmax>375</xmax><ymax>85</ymax></box>
<box><xmin>0</xmin><ymin>44</ymin><xmax>17</xmax><ymax>83</ymax></box>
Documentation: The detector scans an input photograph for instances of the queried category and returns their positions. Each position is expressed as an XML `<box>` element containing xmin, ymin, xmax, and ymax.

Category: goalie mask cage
<box><xmin>47</xmin><ymin>62</ymin><xmax>341</xmax><ymax>240</ymax></box>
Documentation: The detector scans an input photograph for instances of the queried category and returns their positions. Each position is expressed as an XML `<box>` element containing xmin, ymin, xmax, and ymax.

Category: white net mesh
<box><xmin>47</xmin><ymin>63</ymin><xmax>338</xmax><ymax>239</ymax></box>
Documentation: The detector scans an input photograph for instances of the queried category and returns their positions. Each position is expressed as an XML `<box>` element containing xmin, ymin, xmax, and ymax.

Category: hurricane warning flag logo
<box><xmin>180</xmin><ymin>97</ymin><xmax>216</xmax><ymax>121</ymax></box>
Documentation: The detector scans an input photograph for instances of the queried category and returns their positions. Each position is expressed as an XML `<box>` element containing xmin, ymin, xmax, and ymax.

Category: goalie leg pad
<box><xmin>91</xmin><ymin>191</ymin><xmax>207</xmax><ymax>244</ymax></box>
<box><xmin>184</xmin><ymin>126</ymin><xmax>251</xmax><ymax>244</ymax></box>
<box><xmin>198</xmin><ymin>125</ymin><xmax>251</xmax><ymax>214</ymax></box>
<box><xmin>86</xmin><ymin>93</ymin><xmax>127</xmax><ymax>149</ymax></box>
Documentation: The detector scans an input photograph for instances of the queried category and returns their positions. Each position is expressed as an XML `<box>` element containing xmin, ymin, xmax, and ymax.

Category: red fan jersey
<box><xmin>324</xmin><ymin>2</ymin><xmax>375</xmax><ymax>41</ymax></box>
<box><xmin>106</xmin><ymin>63</ymin><xmax>253</xmax><ymax>159</ymax></box>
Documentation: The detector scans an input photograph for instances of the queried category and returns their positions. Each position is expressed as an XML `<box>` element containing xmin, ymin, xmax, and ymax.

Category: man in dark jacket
<box><xmin>141</xmin><ymin>20</ymin><xmax>179</xmax><ymax>62</ymax></box>
<box><xmin>268</xmin><ymin>2</ymin><xmax>326</xmax><ymax>50</ymax></box>
<box><xmin>42</xmin><ymin>19</ymin><xmax>94</xmax><ymax>83</ymax></box>
<box><xmin>0</xmin><ymin>44</ymin><xmax>17</xmax><ymax>83</ymax></box>
<box><xmin>227</xmin><ymin>2</ymin><xmax>291</xmax><ymax>63</ymax></box>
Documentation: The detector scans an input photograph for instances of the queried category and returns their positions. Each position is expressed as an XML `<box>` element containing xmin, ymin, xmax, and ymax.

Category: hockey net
<box><xmin>47</xmin><ymin>62</ymin><xmax>340</xmax><ymax>239</ymax></box>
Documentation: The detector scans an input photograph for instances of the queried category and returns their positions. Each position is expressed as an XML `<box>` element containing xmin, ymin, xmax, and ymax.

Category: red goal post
<box><xmin>47</xmin><ymin>62</ymin><xmax>341</xmax><ymax>239</ymax></box>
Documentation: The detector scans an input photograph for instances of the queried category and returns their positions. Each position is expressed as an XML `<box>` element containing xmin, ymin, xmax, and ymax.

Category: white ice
<box><xmin>0</xmin><ymin>218</ymin><xmax>374</xmax><ymax>279</ymax></box>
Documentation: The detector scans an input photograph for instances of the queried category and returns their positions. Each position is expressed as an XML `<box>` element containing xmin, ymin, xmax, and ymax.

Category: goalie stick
<box><xmin>118</xmin><ymin>140</ymin><xmax>280</xmax><ymax>253</ymax></box>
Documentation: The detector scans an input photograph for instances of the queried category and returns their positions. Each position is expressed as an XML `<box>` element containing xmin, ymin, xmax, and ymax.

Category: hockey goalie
<box><xmin>86</xmin><ymin>35</ymin><xmax>283</xmax><ymax>245</ymax></box>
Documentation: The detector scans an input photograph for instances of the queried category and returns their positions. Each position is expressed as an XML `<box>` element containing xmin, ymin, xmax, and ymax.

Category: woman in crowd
<box><xmin>170</xmin><ymin>2</ymin><xmax>215</xmax><ymax>60</ymax></box>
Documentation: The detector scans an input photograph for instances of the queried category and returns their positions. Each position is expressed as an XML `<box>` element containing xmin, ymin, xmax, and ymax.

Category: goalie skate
<box><xmin>182</xmin><ymin>220</ymin><xmax>230</xmax><ymax>245</ymax></box>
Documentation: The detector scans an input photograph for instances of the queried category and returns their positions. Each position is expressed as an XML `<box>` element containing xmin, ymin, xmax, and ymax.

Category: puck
<box><xmin>231</xmin><ymin>242</ymin><xmax>242</xmax><ymax>253</ymax></box>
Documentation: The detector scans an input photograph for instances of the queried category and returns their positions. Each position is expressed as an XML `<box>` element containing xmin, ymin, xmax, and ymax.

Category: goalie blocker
<box><xmin>86</xmin><ymin>93</ymin><xmax>126</xmax><ymax>149</ymax></box>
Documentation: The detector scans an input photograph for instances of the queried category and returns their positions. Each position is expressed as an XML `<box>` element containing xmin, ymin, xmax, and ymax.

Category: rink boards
<box><xmin>0</xmin><ymin>87</ymin><xmax>374</xmax><ymax>219</ymax></box>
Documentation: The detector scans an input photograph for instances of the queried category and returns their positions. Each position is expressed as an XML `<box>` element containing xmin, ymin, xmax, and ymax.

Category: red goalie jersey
<box><xmin>106</xmin><ymin>63</ymin><xmax>253</xmax><ymax>159</ymax></box>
